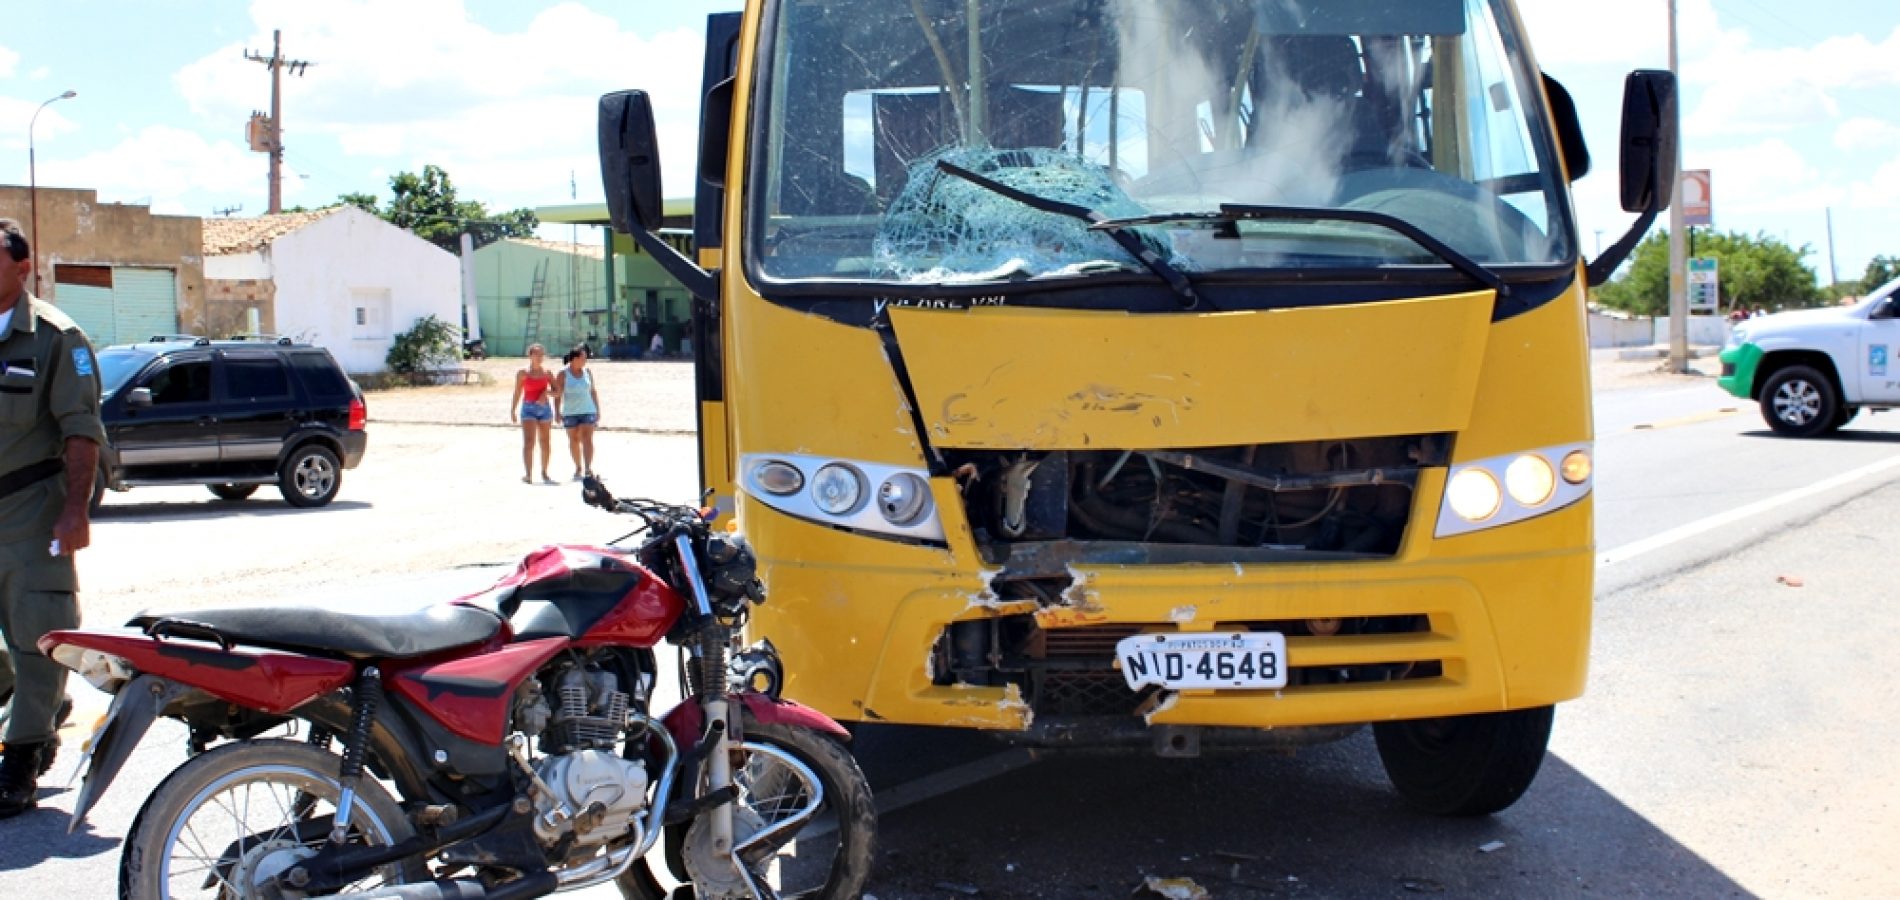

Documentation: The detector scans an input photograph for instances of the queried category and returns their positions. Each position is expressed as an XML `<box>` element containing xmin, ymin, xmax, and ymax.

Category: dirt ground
<box><xmin>1589</xmin><ymin>346</ymin><xmax>1720</xmax><ymax>392</ymax></box>
<box><xmin>82</xmin><ymin>358</ymin><xmax>701</xmax><ymax>628</ymax></box>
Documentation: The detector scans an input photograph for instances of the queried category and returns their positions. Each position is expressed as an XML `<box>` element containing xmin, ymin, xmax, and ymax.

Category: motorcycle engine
<box><xmin>512</xmin><ymin>664</ymin><xmax>651</xmax><ymax>848</ymax></box>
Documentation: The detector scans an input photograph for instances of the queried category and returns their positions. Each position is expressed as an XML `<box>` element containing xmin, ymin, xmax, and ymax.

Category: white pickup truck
<box><xmin>1719</xmin><ymin>276</ymin><xmax>1900</xmax><ymax>436</ymax></box>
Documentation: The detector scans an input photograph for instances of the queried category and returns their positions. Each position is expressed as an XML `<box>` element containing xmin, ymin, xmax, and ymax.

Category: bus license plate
<box><xmin>1116</xmin><ymin>632</ymin><xmax>1287</xmax><ymax>691</ymax></box>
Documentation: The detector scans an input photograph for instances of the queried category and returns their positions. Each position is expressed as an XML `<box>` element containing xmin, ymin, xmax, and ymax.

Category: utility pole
<box><xmin>245</xmin><ymin>30</ymin><xmax>313</xmax><ymax>214</ymax></box>
<box><xmin>1825</xmin><ymin>207</ymin><xmax>1839</xmax><ymax>286</ymax></box>
<box><xmin>1665</xmin><ymin>0</ymin><xmax>1690</xmax><ymax>373</ymax></box>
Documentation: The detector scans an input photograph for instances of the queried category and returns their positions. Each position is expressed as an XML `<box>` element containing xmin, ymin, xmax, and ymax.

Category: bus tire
<box><xmin>1373</xmin><ymin>705</ymin><xmax>1553</xmax><ymax>817</ymax></box>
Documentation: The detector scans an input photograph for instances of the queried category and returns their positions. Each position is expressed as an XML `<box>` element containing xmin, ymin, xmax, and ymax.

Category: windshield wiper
<box><xmin>1093</xmin><ymin>204</ymin><xmax>1509</xmax><ymax>298</ymax></box>
<box><xmin>934</xmin><ymin>160</ymin><xmax>1206</xmax><ymax>309</ymax></box>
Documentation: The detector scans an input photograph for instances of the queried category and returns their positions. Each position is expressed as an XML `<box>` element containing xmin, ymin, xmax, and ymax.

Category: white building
<box><xmin>203</xmin><ymin>207</ymin><xmax>461</xmax><ymax>374</ymax></box>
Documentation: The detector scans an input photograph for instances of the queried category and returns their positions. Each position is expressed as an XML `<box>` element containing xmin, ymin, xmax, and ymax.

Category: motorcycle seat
<box><xmin>129</xmin><ymin>602</ymin><xmax>503</xmax><ymax>660</ymax></box>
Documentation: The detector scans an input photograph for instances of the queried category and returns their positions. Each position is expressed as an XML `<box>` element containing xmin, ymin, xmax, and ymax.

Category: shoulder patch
<box><xmin>73</xmin><ymin>346</ymin><xmax>94</xmax><ymax>377</ymax></box>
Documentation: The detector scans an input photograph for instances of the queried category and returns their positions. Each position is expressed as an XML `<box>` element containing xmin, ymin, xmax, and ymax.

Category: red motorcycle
<box><xmin>42</xmin><ymin>478</ymin><xmax>875</xmax><ymax>900</ymax></box>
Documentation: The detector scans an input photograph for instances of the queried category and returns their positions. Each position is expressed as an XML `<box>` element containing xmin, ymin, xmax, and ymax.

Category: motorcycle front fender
<box><xmin>68</xmin><ymin>674</ymin><xmax>203</xmax><ymax>832</ymax></box>
<box><xmin>662</xmin><ymin>691</ymin><xmax>851</xmax><ymax>753</ymax></box>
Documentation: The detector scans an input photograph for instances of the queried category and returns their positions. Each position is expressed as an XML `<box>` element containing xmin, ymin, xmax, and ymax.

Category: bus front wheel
<box><xmin>1373</xmin><ymin>705</ymin><xmax>1554</xmax><ymax>816</ymax></box>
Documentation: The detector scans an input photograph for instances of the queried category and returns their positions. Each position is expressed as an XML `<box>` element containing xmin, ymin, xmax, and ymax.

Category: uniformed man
<box><xmin>0</xmin><ymin>218</ymin><xmax>103</xmax><ymax>819</ymax></box>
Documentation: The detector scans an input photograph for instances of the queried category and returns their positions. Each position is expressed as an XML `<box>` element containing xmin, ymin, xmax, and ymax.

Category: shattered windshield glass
<box><xmin>751</xmin><ymin>0</ymin><xmax>1573</xmax><ymax>286</ymax></box>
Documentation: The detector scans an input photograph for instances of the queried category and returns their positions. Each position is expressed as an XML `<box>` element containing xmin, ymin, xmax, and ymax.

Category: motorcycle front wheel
<box><xmin>618</xmin><ymin>720</ymin><xmax>877</xmax><ymax>900</ymax></box>
<box><xmin>120</xmin><ymin>739</ymin><xmax>424</xmax><ymax>899</ymax></box>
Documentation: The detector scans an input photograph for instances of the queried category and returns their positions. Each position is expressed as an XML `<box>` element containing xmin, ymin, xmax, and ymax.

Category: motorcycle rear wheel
<box><xmin>617</xmin><ymin>720</ymin><xmax>877</xmax><ymax>900</ymax></box>
<box><xmin>120</xmin><ymin>739</ymin><xmax>423</xmax><ymax>899</ymax></box>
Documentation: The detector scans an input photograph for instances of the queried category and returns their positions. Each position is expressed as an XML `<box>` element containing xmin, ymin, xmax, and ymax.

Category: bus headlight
<box><xmin>810</xmin><ymin>464</ymin><xmax>866</xmax><ymax>515</ymax></box>
<box><xmin>751</xmin><ymin>459</ymin><xmax>804</xmax><ymax>496</ymax></box>
<box><xmin>1446</xmin><ymin>468</ymin><xmax>1502</xmax><ymax>521</ymax></box>
<box><xmin>738</xmin><ymin>454</ymin><xmax>945</xmax><ymax>541</ymax></box>
<box><xmin>1436</xmin><ymin>444</ymin><xmax>1592</xmax><ymax>538</ymax></box>
<box><xmin>1504</xmin><ymin>455</ymin><xmax>1556</xmax><ymax>506</ymax></box>
<box><xmin>876</xmin><ymin>473</ymin><xmax>932</xmax><ymax>525</ymax></box>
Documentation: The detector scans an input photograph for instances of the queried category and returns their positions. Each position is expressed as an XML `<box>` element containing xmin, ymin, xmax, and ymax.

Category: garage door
<box><xmin>50</xmin><ymin>265</ymin><xmax>179</xmax><ymax>347</ymax></box>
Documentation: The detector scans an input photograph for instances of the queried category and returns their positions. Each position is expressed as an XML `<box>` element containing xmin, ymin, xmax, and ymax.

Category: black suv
<box><xmin>93</xmin><ymin>335</ymin><xmax>368</xmax><ymax>511</ymax></box>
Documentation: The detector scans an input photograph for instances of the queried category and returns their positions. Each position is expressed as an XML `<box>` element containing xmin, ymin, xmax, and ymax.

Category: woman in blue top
<box><xmin>554</xmin><ymin>344</ymin><xmax>601</xmax><ymax>480</ymax></box>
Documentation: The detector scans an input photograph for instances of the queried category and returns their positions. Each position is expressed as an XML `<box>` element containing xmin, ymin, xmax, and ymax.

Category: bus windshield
<box><xmin>751</xmin><ymin>0</ymin><xmax>1574</xmax><ymax>286</ymax></box>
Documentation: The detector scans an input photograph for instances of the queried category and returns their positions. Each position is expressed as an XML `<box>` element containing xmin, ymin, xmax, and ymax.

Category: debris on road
<box><xmin>1132</xmin><ymin>876</ymin><xmax>1212</xmax><ymax>899</ymax></box>
<box><xmin>1211</xmin><ymin>850</ymin><xmax>1259</xmax><ymax>863</ymax></box>
<box><xmin>1777</xmin><ymin>575</ymin><xmax>1805</xmax><ymax>588</ymax></box>
<box><xmin>1478</xmin><ymin>840</ymin><xmax>1507</xmax><ymax>853</ymax></box>
<box><xmin>935</xmin><ymin>882</ymin><xmax>982</xmax><ymax>896</ymax></box>
<box><xmin>1400</xmin><ymin>876</ymin><xmax>1447</xmax><ymax>893</ymax></box>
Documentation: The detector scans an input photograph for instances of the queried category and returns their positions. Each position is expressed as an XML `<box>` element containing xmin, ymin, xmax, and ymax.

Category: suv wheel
<box><xmin>208</xmin><ymin>484</ymin><xmax>259</xmax><ymax>502</ymax></box>
<box><xmin>279</xmin><ymin>444</ymin><xmax>341</xmax><ymax>508</ymax></box>
<box><xmin>1760</xmin><ymin>365</ymin><xmax>1839</xmax><ymax>437</ymax></box>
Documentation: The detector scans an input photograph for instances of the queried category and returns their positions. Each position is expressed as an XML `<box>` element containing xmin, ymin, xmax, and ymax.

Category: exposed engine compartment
<box><xmin>510</xmin><ymin>657</ymin><xmax>652</xmax><ymax>850</ymax></box>
<box><xmin>948</xmin><ymin>434</ymin><xmax>1449</xmax><ymax>567</ymax></box>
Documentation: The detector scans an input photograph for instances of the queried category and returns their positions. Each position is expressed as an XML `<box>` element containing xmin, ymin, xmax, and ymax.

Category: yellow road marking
<box><xmin>1631</xmin><ymin>408</ymin><xmax>1741</xmax><ymax>431</ymax></box>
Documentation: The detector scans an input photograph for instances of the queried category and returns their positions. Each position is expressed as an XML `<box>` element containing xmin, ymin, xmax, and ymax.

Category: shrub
<box><xmin>386</xmin><ymin>314</ymin><xmax>463</xmax><ymax>380</ymax></box>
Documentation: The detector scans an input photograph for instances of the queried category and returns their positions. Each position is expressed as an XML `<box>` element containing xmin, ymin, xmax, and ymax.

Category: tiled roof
<box><xmin>502</xmin><ymin>237</ymin><xmax>607</xmax><ymax>261</ymax></box>
<box><xmin>202</xmin><ymin>207</ymin><xmax>346</xmax><ymax>255</ymax></box>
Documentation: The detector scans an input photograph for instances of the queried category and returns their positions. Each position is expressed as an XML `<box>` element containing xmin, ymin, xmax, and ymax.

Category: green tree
<box><xmin>1863</xmin><ymin>255</ymin><xmax>1900</xmax><ymax>292</ymax></box>
<box><xmin>1596</xmin><ymin>229</ymin><xmax>1822</xmax><ymax>316</ymax></box>
<box><xmin>341</xmin><ymin>165</ymin><xmax>538</xmax><ymax>253</ymax></box>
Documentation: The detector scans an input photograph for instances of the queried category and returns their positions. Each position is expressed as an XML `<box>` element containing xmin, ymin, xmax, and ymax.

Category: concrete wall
<box><xmin>1588</xmin><ymin>313</ymin><xmax>1654</xmax><ymax>348</ymax></box>
<box><xmin>257</xmin><ymin>207</ymin><xmax>461</xmax><ymax>374</ymax></box>
<box><xmin>1589</xmin><ymin>312</ymin><xmax>1732</xmax><ymax>348</ymax></box>
<box><xmin>1654</xmin><ymin>315</ymin><xmax>1730</xmax><ymax>347</ymax></box>
<box><xmin>0</xmin><ymin>185</ymin><xmax>205</xmax><ymax>332</ymax></box>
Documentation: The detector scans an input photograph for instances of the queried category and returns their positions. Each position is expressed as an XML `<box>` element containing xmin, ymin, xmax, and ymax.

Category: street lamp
<box><xmin>28</xmin><ymin>89</ymin><xmax>78</xmax><ymax>296</ymax></box>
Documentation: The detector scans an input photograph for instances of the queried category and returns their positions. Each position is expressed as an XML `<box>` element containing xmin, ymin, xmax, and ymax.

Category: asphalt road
<box><xmin>4</xmin><ymin>371</ymin><xmax>1898</xmax><ymax>898</ymax></box>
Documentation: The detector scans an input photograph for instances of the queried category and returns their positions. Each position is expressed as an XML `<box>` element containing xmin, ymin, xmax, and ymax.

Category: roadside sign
<box><xmin>1682</xmin><ymin>170</ymin><xmax>1713</xmax><ymax>227</ymax></box>
<box><xmin>1688</xmin><ymin>256</ymin><xmax>1719</xmax><ymax>312</ymax></box>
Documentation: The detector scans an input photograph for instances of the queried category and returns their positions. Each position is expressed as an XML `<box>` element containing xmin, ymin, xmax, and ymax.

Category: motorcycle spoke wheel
<box><xmin>121</xmin><ymin>740</ymin><xmax>421</xmax><ymax>899</ymax></box>
<box><xmin>621</xmin><ymin>721</ymin><xmax>875</xmax><ymax>900</ymax></box>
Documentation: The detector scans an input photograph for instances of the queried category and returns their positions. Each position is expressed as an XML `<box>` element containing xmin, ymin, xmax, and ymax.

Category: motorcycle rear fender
<box><xmin>662</xmin><ymin>692</ymin><xmax>851</xmax><ymax>751</ymax></box>
<box><xmin>39</xmin><ymin>627</ymin><xmax>356</xmax><ymax>714</ymax></box>
<box><xmin>67</xmin><ymin>674</ymin><xmax>205</xmax><ymax>831</ymax></box>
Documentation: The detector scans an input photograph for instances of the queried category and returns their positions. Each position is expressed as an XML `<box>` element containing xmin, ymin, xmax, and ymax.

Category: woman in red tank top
<box><xmin>509</xmin><ymin>344</ymin><xmax>556</xmax><ymax>483</ymax></box>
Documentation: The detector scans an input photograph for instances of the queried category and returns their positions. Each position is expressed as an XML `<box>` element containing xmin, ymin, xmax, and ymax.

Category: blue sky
<box><xmin>4</xmin><ymin>0</ymin><xmax>1898</xmax><ymax>284</ymax></box>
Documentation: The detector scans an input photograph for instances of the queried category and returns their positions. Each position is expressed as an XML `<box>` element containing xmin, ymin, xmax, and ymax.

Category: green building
<box><xmin>468</xmin><ymin>200</ymin><xmax>694</xmax><ymax>359</ymax></box>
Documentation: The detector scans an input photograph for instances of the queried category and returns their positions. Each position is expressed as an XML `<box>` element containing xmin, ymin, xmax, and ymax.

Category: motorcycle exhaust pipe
<box><xmin>351</xmin><ymin>871</ymin><xmax>556</xmax><ymax>900</ymax></box>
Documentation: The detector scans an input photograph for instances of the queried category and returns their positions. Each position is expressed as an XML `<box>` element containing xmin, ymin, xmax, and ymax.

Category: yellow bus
<box><xmin>599</xmin><ymin>0</ymin><xmax>1675</xmax><ymax>815</ymax></box>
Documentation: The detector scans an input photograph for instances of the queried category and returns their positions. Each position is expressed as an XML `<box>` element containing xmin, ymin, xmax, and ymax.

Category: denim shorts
<box><xmin>563</xmin><ymin>413</ymin><xmax>599</xmax><ymax>429</ymax></box>
<box><xmin>520</xmin><ymin>400</ymin><xmax>552</xmax><ymax>422</ymax></box>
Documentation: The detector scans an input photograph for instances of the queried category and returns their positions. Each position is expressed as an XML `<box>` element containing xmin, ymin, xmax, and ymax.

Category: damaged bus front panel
<box><xmin>688</xmin><ymin>0</ymin><xmax>1608</xmax><ymax>781</ymax></box>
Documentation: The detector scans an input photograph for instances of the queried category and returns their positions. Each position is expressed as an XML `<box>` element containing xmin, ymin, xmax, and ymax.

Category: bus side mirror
<box><xmin>1587</xmin><ymin>70</ymin><xmax>1679</xmax><ymax>288</ymax></box>
<box><xmin>1618</xmin><ymin>70</ymin><xmax>1678</xmax><ymax>214</ymax></box>
<box><xmin>599</xmin><ymin>90</ymin><xmax>665</xmax><ymax>234</ymax></box>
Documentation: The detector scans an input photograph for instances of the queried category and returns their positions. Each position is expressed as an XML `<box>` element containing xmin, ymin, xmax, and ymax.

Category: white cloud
<box><xmin>0</xmin><ymin>44</ymin><xmax>17</xmax><ymax>78</ymax></box>
<box><xmin>172</xmin><ymin>0</ymin><xmax>709</xmax><ymax>204</ymax></box>
<box><xmin>1523</xmin><ymin>0</ymin><xmax>1735</xmax><ymax>70</ymax></box>
<box><xmin>1851</xmin><ymin>155</ymin><xmax>1900</xmax><ymax>210</ymax></box>
<box><xmin>1685</xmin><ymin>26</ymin><xmax>1900</xmax><ymax>138</ymax></box>
<box><xmin>1692</xmin><ymin>139</ymin><xmax>1842</xmax><ymax>217</ymax></box>
<box><xmin>36</xmin><ymin>126</ymin><xmax>265</xmax><ymax>214</ymax></box>
<box><xmin>0</xmin><ymin>96</ymin><xmax>78</xmax><ymax>155</ymax></box>
<box><xmin>29</xmin><ymin>66</ymin><xmax>49</xmax><ymax>81</ymax></box>
<box><xmin>1835</xmin><ymin>118</ymin><xmax>1900</xmax><ymax>154</ymax></box>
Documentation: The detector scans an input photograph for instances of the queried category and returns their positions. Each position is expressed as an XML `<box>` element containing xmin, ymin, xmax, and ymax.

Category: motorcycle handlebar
<box><xmin>581</xmin><ymin>475</ymin><xmax>714</xmax><ymax>532</ymax></box>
